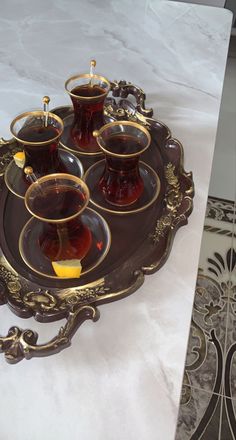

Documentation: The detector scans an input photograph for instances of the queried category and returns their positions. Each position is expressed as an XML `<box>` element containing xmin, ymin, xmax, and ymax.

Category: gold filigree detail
<box><xmin>164</xmin><ymin>163</ymin><xmax>183</xmax><ymax>211</ymax></box>
<box><xmin>104</xmin><ymin>80</ymin><xmax>154</xmax><ymax>125</ymax></box>
<box><xmin>7</xmin><ymin>280</ymin><xmax>22</xmax><ymax>294</ymax></box>
<box><xmin>23</xmin><ymin>290</ymin><xmax>58</xmax><ymax>312</ymax></box>
<box><xmin>0</xmin><ymin>263</ymin><xmax>22</xmax><ymax>303</ymax></box>
<box><xmin>0</xmin><ymin>258</ymin><xmax>110</xmax><ymax>313</ymax></box>
<box><xmin>152</xmin><ymin>213</ymin><xmax>173</xmax><ymax>241</ymax></box>
<box><xmin>104</xmin><ymin>103</ymin><xmax>151</xmax><ymax>127</ymax></box>
<box><xmin>21</xmin><ymin>283</ymin><xmax>110</xmax><ymax>313</ymax></box>
<box><xmin>0</xmin><ymin>145</ymin><xmax>21</xmax><ymax>175</ymax></box>
<box><xmin>125</xmin><ymin>110</ymin><xmax>150</xmax><ymax>126</ymax></box>
<box><xmin>165</xmin><ymin>162</ymin><xmax>179</xmax><ymax>187</ymax></box>
<box><xmin>104</xmin><ymin>105</ymin><xmax>126</xmax><ymax>119</ymax></box>
<box><xmin>61</xmin><ymin>285</ymin><xmax>110</xmax><ymax>308</ymax></box>
<box><xmin>152</xmin><ymin>163</ymin><xmax>183</xmax><ymax>243</ymax></box>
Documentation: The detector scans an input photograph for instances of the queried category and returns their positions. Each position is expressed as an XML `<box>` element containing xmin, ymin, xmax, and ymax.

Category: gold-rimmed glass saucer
<box><xmin>84</xmin><ymin>160</ymin><xmax>161</xmax><ymax>215</ymax></box>
<box><xmin>19</xmin><ymin>207</ymin><xmax>111</xmax><ymax>279</ymax></box>
<box><xmin>4</xmin><ymin>148</ymin><xmax>84</xmax><ymax>199</ymax></box>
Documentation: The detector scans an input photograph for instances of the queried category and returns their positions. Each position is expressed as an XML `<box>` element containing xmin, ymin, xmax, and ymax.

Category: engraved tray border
<box><xmin>0</xmin><ymin>81</ymin><xmax>194</xmax><ymax>363</ymax></box>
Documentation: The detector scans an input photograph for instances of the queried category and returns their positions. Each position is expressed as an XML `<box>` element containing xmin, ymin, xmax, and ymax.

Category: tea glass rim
<box><xmin>93</xmin><ymin>120</ymin><xmax>152</xmax><ymax>158</ymax></box>
<box><xmin>65</xmin><ymin>73</ymin><xmax>111</xmax><ymax>100</ymax></box>
<box><xmin>24</xmin><ymin>173</ymin><xmax>90</xmax><ymax>224</ymax></box>
<box><xmin>10</xmin><ymin>110</ymin><xmax>64</xmax><ymax>146</ymax></box>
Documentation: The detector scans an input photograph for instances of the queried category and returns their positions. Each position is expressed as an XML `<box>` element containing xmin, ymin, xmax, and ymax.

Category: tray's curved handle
<box><xmin>110</xmin><ymin>80</ymin><xmax>153</xmax><ymax>117</ymax></box>
<box><xmin>0</xmin><ymin>305</ymin><xmax>99</xmax><ymax>364</ymax></box>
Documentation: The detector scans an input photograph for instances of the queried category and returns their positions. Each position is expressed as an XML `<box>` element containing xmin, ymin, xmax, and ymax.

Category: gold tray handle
<box><xmin>0</xmin><ymin>305</ymin><xmax>100</xmax><ymax>364</ymax></box>
<box><xmin>110</xmin><ymin>80</ymin><xmax>153</xmax><ymax>118</ymax></box>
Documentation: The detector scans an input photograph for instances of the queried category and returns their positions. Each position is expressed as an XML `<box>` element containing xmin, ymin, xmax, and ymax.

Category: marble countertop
<box><xmin>0</xmin><ymin>1</ymin><xmax>232</xmax><ymax>439</ymax></box>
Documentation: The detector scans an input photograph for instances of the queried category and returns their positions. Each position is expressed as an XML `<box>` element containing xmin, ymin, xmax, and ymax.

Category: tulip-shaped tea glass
<box><xmin>65</xmin><ymin>63</ymin><xmax>110</xmax><ymax>154</ymax></box>
<box><xmin>93</xmin><ymin>121</ymin><xmax>151</xmax><ymax>206</ymax></box>
<box><xmin>10</xmin><ymin>109</ymin><xmax>65</xmax><ymax>180</ymax></box>
<box><xmin>24</xmin><ymin>174</ymin><xmax>92</xmax><ymax>264</ymax></box>
<box><xmin>20</xmin><ymin>173</ymin><xmax>111</xmax><ymax>278</ymax></box>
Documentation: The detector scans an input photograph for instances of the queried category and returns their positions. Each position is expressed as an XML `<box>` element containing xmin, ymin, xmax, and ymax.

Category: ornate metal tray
<box><xmin>0</xmin><ymin>81</ymin><xmax>194</xmax><ymax>363</ymax></box>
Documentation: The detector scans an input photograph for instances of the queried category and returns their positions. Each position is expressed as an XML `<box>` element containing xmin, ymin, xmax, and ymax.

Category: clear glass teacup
<box><xmin>65</xmin><ymin>71</ymin><xmax>110</xmax><ymax>153</ymax></box>
<box><xmin>93</xmin><ymin>121</ymin><xmax>151</xmax><ymax>206</ymax></box>
<box><xmin>10</xmin><ymin>110</ymin><xmax>65</xmax><ymax>180</ymax></box>
<box><xmin>24</xmin><ymin>173</ymin><xmax>92</xmax><ymax>262</ymax></box>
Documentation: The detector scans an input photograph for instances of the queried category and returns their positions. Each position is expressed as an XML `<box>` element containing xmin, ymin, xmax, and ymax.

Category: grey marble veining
<box><xmin>0</xmin><ymin>1</ymin><xmax>232</xmax><ymax>439</ymax></box>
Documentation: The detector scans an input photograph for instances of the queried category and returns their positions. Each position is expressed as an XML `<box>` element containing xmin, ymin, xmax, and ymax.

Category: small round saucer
<box><xmin>19</xmin><ymin>208</ymin><xmax>111</xmax><ymax>279</ymax></box>
<box><xmin>59</xmin><ymin>114</ymin><xmax>103</xmax><ymax>156</ymax></box>
<box><xmin>84</xmin><ymin>161</ymin><xmax>161</xmax><ymax>215</ymax></box>
<box><xmin>4</xmin><ymin>148</ymin><xmax>84</xmax><ymax>199</ymax></box>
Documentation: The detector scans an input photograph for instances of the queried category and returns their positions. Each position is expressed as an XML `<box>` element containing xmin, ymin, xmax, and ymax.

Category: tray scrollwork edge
<box><xmin>0</xmin><ymin>81</ymin><xmax>194</xmax><ymax>363</ymax></box>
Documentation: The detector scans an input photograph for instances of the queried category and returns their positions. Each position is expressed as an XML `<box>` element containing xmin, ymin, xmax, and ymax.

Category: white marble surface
<box><xmin>0</xmin><ymin>1</ymin><xmax>232</xmax><ymax>439</ymax></box>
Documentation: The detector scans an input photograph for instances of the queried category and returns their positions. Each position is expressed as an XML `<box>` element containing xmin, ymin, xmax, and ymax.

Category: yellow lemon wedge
<box><xmin>13</xmin><ymin>151</ymin><xmax>25</xmax><ymax>169</ymax></box>
<box><xmin>52</xmin><ymin>259</ymin><xmax>82</xmax><ymax>278</ymax></box>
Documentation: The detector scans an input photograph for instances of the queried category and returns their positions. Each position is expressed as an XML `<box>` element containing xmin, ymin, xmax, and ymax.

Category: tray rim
<box><xmin>0</xmin><ymin>80</ymin><xmax>194</xmax><ymax>363</ymax></box>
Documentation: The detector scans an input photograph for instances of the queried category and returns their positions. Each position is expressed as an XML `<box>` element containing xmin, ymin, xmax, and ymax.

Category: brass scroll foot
<box><xmin>0</xmin><ymin>305</ymin><xmax>100</xmax><ymax>364</ymax></box>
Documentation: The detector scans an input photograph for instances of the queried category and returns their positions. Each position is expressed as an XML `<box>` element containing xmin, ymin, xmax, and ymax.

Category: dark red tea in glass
<box><xmin>24</xmin><ymin>174</ymin><xmax>92</xmax><ymax>262</ymax></box>
<box><xmin>10</xmin><ymin>111</ymin><xmax>65</xmax><ymax>179</ymax></box>
<box><xmin>65</xmin><ymin>73</ymin><xmax>110</xmax><ymax>153</ymax></box>
<box><xmin>94</xmin><ymin>121</ymin><xmax>151</xmax><ymax>206</ymax></box>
